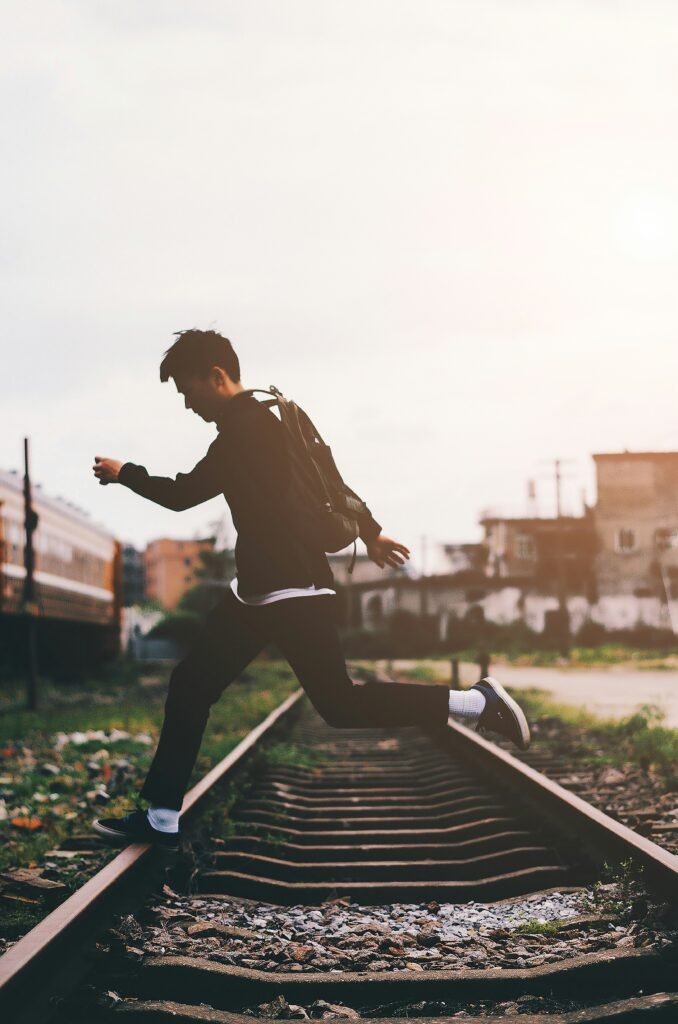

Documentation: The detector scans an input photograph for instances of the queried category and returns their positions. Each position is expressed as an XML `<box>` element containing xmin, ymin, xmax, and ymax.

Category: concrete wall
<box><xmin>355</xmin><ymin>579</ymin><xmax>677</xmax><ymax>637</ymax></box>
<box><xmin>589</xmin><ymin>594</ymin><xmax>678</xmax><ymax>632</ymax></box>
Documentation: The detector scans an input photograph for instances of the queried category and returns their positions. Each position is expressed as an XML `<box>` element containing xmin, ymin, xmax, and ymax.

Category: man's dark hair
<box><xmin>160</xmin><ymin>329</ymin><xmax>241</xmax><ymax>384</ymax></box>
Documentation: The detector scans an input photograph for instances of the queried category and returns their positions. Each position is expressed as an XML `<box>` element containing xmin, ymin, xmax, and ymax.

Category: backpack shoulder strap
<box><xmin>240</xmin><ymin>385</ymin><xmax>283</xmax><ymax>409</ymax></box>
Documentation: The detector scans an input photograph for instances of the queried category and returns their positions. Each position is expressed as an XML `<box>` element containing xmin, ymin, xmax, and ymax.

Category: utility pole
<box><xmin>553</xmin><ymin>458</ymin><xmax>570</xmax><ymax>658</ymax></box>
<box><xmin>420</xmin><ymin>533</ymin><xmax>428</xmax><ymax>617</ymax></box>
<box><xmin>346</xmin><ymin>561</ymin><xmax>355</xmax><ymax>631</ymax></box>
<box><xmin>22</xmin><ymin>438</ymin><xmax>40</xmax><ymax>710</ymax></box>
<box><xmin>527</xmin><ymin>479</ymin><xmax>538</xmax><ymax>518</ymax></box>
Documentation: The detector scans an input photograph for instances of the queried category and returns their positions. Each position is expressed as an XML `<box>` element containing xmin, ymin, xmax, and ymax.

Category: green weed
<box><xmin>581</xmin><ymin>859</ymin><xmax>646</xmax><ymax>917</ymax></box>
<box><xmin>0</xmin><ymin>903</ymin><xmax>45</xmax><ymax>940</ymax></box>
<box><xmin>513</xmin><ymin>919</ymin><xmax>570</xmax><ymax>936</ymax></box>
<box><xmin>512</xmin><ymin>690</ymin><xmax>678</xmax><ymax>788</ymax></box>
<box><xmin>0</xmin><ymin>660</ymin><xmax>299</xmax><ymax>878</ymax></box>
<box><xmin>257</xmin><ymin>742</ymin><xmax>320</xmax><ymax>770</ymax></box>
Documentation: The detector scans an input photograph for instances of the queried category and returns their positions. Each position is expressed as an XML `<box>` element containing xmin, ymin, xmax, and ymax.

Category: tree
<box><xmin>177</xmin><ymin>545</ymin><xmax>237</xmax><ymax>619</ymax></box>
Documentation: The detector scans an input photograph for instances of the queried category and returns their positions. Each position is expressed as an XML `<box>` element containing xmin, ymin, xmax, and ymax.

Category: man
<box><xmin>92</xmin><ymin>329</ymin><xmax>530</xmax><ymax>850</ymax></box>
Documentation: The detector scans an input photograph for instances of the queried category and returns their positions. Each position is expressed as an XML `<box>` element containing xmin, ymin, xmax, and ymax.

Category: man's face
<box><xmin>174</xmin><ymin>374</ymin><xmax>222</xmax><ymax>422</ymax></box>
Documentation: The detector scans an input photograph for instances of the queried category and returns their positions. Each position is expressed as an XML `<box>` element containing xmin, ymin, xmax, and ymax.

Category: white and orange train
<box><xmin>0</xmin><ymin>469</ymin><xmax>122</xmax><ymax>671</ymax></box>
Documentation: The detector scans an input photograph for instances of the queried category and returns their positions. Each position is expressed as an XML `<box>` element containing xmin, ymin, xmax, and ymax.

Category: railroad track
<box><xmin>492</xmin><ymin>733</ymin><xmax>678</xmax><ymax>857</ymax></box>
<box><xmin>1</xmin><ymin>685</ymin><xmax>677</xmax><ymax>1024</ymax></box>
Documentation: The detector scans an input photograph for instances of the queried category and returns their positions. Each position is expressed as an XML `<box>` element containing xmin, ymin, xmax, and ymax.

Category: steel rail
<box><xmin>2</xmin><ymin>689</ymin><xmax>678</xmax><ymax>1023</ymax></box>
<box><xmin>433</xmin><ymin>718</ymin><xmax>678</xmax><ymax>898</ymax></box>
<box><xmin>98</xmin><ymin>703</ymin><xmax>678</xmax><ymax>1021</ymax></box>
<box><xmin>0</xmin><ymin>687</ymin><xmax>305</xmax><ymax>1024</ymax></box>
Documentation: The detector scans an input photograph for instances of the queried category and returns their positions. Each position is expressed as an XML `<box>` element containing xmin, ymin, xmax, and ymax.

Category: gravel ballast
<box><xmin>109</xmin><ymin>885</ymin><xmax>673</xmax><ymax>976</ymax></box>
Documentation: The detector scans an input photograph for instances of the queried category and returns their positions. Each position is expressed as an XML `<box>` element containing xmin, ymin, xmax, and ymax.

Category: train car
<box><xmin>0</xmin><ymin>468</ymin><xmax>122</xmax><ymax>675</ymax></box>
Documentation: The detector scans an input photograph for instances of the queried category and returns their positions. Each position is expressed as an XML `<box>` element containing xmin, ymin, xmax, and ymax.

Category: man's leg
<box><xmin>138</xmin><ymin>590</ymin><xmax>266</xmax><ymax>811</ymax></box>
<box><xmin>269</xmin><ymin>595</ymin><xmax>450</xmax><ymax>729</ymax></box>
<box><xmin>267</xmin><ymin>596</ymin><xmax>530</xmax><ymax>749</ymax></box>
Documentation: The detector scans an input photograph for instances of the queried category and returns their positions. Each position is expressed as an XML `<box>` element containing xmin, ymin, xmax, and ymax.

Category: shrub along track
<box><xmin>1</xmin><ymin>689</ymin><xmax>677</xmax><ymax>1023</ymax></box>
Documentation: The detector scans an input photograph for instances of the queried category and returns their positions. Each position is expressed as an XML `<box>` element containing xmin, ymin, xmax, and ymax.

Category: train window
<box><xmin>36</xmin><ymin>534</ymin><xmax>75</xmax><ymax>572</ymax></box>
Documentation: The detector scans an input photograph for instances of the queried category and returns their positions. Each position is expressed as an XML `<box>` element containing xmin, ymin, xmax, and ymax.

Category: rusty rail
<box><xmin>0</xmin><ymin>688</ymin><xmax>305</xmax><ymax>1024</ymax></box>
<box><xmin>1</xmin><ymin>688</ymin><xmax>678</xmax><ymax>1022</ymax></box>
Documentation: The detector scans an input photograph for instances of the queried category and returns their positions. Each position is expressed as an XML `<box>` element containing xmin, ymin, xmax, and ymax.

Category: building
<box><xmin>352</xmin><ymin>451</ymin><xmax>678</xmax><ymax>641</ymax></box>
<box><xmin>144</xmin><ymin>537</ymin><xmax>216</xmax><ymax>610</ymax></box>
<box><xmin>439</xmin><ymin>543</ymin><xmax>486</xmax><ymax>576</ymax></box>
<box><xmin>327</xmin><ymin>551</ymin><xmax>408</xmax><ymax>587</ymax></box>
<box><xmin>592</xmin><ymin>451</ymin><xmax>678</xmax><ymax>631</ymax></box>
<box><xmin>481</xmin><ymin>512</ymin><xmax>596</xmax><ymax>593</ymax></box>
<box><xmin>121</xmin><ymin>543</ymin><xmax>146</xmax><ymax>607</ymax></box>
<box><xmin>327</xmin><ymin>551</ymin><xmax>409</xmax><ymax>628</ymax></box>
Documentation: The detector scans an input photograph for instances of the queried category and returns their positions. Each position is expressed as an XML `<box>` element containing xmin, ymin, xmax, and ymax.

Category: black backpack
<box><xmin>242</xmin><ymin>385</ymin><xmax>370</xmax><ymax>572</ymax></box>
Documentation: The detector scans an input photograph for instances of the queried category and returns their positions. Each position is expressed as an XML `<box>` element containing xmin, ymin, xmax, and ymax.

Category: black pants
<box><xmin>139</xmin><ymin>589</ymin><xmax>450</xmax><ymax>811</ymax></box>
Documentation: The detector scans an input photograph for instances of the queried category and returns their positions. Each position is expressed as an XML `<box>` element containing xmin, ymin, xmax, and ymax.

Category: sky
<box><xmin>3</xmin><ymin>1</ymin><xmax>678</xmax><ymax>571</ymax></box>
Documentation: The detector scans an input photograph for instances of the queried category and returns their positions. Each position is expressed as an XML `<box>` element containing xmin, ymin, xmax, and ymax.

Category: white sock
<box><xmin>448</xmin><ymin>688</ymin><xmax>487</xmax><ymax>721</ymax></box>
<box><xmin>147</xmin><ymin>805</ymin><xmax>180</xmax><ymax>833</ymax></box>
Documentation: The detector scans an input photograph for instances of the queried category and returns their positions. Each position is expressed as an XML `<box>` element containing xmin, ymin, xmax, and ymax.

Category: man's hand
<box><xmin>93</xmin><ymin>456</ymin><xmax>123</xmax><ymax>485</ymax></box>
<box><xmin>365</xmin><ymin>534</ymin><xmax>410</xmax><ymax>570</ymax></box>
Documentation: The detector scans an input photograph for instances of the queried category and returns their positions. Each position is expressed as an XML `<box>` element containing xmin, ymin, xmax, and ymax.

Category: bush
<box><xmin>147</xmin><ymin>611</ymin><xmax>201</xmax><ymax>653</ymax></box>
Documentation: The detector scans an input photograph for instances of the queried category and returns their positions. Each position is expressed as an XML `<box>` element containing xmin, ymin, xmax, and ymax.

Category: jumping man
<box><xmin>92</xmin><ymin>330</ymin><xmax>530</xmax><ymax>849</ymax></box>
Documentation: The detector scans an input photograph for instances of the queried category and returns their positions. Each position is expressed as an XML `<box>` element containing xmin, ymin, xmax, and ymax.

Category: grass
<box><xmin>0</xmin><ymin>657</ymin><xmax>299</xmax><ymax>879</ymax></box>
<box><xmin>190</xmin><ymin>776</ymin><xmax>253</xmax><ymax>845</ymax></box>
<box><xmin>511</xmin><ymin>689</ymin><xmax>678</xmax><ymax>788</ymax></box>
<box><xmin>1</xmin><ymin>900</ymin><xmax>46</xmax><ymax>940</ymax></box>
<box><xmin>512</xmin><ymin>919</ymin><xmax>571</xmax><ymax>936</ymax></box>
<box><xmin>581</xmin><ymin>860</ymin><xmax>647</xmax><ymax>918</ymax></box>
<box><xmin>454</xmin><ymin>646</ymin><xmax>678</xmax><ymax>669</ymax></box>
<box><xmin>389</xmin><ymin>663</ymin><xmax>442</xmax><ymax>684</ymax></box>
<box><xmin>516</xmin><ymin>862</ymin><xmax>649</xmax><ymax>933</ymax></box>
<box><xmin>504</xmin><ymin>687</ymin><xmax>613</xmax><ymax>730</ymax></box>
<box><xmin>351</xmin><ymin>660</ymin><xmax>449</xmax><ymax>685</ymax></box>
<box><xmin>257</xmin><ymin>742</ymin><xmax>321</xmax><ymax>770</ymax></box>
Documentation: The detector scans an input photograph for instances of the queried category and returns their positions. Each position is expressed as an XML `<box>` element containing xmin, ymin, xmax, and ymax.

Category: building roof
<box><xmin>145</xmin><ymin>536</ymin><xmax>215</xmax><ymax>547</ymax></box>
<box><xmin>593</xmin><ymin>451</ymin><xmax>678</xmax><ymax>461</ymax></box>
<box><xmin>479</xmin><ymin>514</ymin><xmax>587</xmax><ymax>526</ymax></box>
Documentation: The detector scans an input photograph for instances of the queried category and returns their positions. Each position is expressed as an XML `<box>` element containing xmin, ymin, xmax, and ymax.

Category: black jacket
<box><xmin>118</xmin><ymin>391</ymin><xmax>382</xmax><ymax>598</ymax></box>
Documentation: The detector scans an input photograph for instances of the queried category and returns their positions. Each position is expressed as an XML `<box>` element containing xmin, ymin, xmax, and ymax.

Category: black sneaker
<box><xmin>92</xmin><ymin>804</ymin><xmax>181</xmax><ymax>850</ymax></box>
<box><xmin>471</xmin><ymin>676</ymin><xmax>531</xmax><ymax>751</ymax></box>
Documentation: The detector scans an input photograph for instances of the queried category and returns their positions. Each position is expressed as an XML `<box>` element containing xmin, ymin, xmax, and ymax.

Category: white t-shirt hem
<box><xmin>230</xmin><ymin>577</ymin><xmax>336</xmax><ymax>606</ymax></box>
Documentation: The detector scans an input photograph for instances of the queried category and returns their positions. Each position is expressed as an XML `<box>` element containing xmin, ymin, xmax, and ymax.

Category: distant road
<box><xmin>463</xmin><ymin>662</ymin><xmax>678</xmax><ymax>727</ymax></box>
<box><xmin>381</xmin><ymin>659</ymin><xmax>678</xmax><ymax>728</ymax></box>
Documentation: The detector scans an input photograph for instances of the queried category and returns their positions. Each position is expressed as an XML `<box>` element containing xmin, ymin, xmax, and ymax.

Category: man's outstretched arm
<box><xmin>364</xmin><ymin>530</ymin><xmax>410</xmax><ymax>569</ymax></box>
<box><xmin>351</xmin><ymin>494</ymin><xmax>410</xmax><ymax>570</ymax></box>
<box><xmin>93</xmin><ymin>441</ymin><xmax>223</xmax><ymax>512</ymax></box>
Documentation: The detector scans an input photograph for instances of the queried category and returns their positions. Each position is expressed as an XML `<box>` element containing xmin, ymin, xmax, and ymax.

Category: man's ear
<box><xmin>211</xmin><ymin>365</ymin><xmax>229</xmax><ymax>390</ymax></box>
